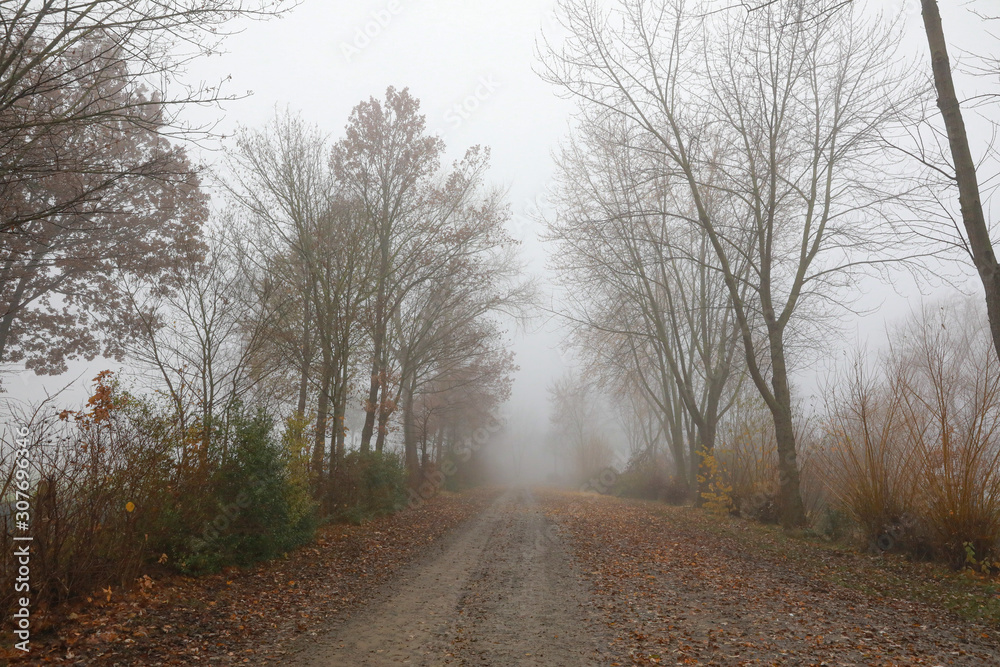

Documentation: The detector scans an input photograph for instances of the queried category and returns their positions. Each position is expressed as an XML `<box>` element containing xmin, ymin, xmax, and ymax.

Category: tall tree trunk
<box><xmin>362</xmin><ymin>231</ymin><xmax>392</xmax><ymax>453</ymax></box>
<box><xmin>401</xmin><ymin>375</ymin><xmax>420</xmax><ymax>482</ymax></box>
<box><xmin>693</xmin><ymin>419</ymin><xmax>719</xmax><ymax>504</ymax></box>
<box><xmin>359</xmin><ymin>362</ymin><xmax>380</xmax><ymax>454</ymax></box>
<box><xmin>322</xmin><ymin>364</ymin><xmax>348</xmax><ymax>509</ymax></box>
<box><xmin>687</xmin><ymin>417</ymin><xmax>702</xmax><ymax>505</ymax></box>
<box><xmin>296</xmin><ymin>363</ymin><xmax>310</xmax><ymax>419</ymax></box>
<box><xmin>662</xmin><ymin>382</ymin><xmax>690</xmax><ymax>496</ymax></box>
<box><xmin>375</xmin><ymin>380</ymin><xmax>396</xmax><ymax>454</ymax></box>
<box><xmin>360</xmin><ymin>295</ymin><xmax>386</xmax><ymax>453</ymax></box>
<box><xmin>374</xmin><ymin>416</ymin><xmax>388</xmax><ymax>453</ymax></box>
<box><xmin>420</xmin><ymin>432</ymin><xmax>429</xmax><ymax>471</ymax></box>
<box><xmin>296</xmin><ymin>301</ymin><xmax>312</xmax><ymax>418</ymax></box>
<box><xmin>661</xmin><ymin>417</ymin><xmax>689</xmax><ymax>498</ymax></box>
<box><xmin>767</xmin><ymin>328</ymin><xmax>806</xmax><ymax>528</ymax></box>
<box><xmin>433</xmin><ymin>427</ymin><xmax>444</xmax><ymax>466</ymax></box>
<box><xmin>921</xmin><ymin>0</ymin><xmax>1000</xmax><ymax>363</ymax></box>
<box><xmin>694</xmin><ymin>384</ymin><xmax>723</xmax><ymax>504</ymax></box>
<box><xmin>310</xmin><ymin>362</ymin><xmax>333</xmax><ymax>494</ymax></box>
<box><xmin>334</xmin><ymin>364</ymin><xmax>349</xmax><ymax>462</ymax></box>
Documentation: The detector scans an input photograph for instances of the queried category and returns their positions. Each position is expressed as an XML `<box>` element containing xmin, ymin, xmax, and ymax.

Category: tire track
<box><xmin>286</xmin><ymin>488</ymin><xmax>605</xmax><ymax>666</ymax></box>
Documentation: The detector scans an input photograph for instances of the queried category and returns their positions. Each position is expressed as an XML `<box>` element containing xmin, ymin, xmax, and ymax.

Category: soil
<box><xmin>537</xmin><ymin>490</ymin><xmax>1000</xmax><ymax>666</ymax></box>
<box><xmin>283</xmin><ymin>487</ymin><xmax>610</xmax><ymax>665</ymax></box>
<box><xmin>11</xmin><ymin>488</ymin><xmax>1000</xmax><ymax>665</ymax></box>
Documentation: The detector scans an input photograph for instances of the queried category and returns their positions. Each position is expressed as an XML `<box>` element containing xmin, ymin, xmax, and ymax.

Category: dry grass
<box><xmin>821</xmin><ymin>301</ymin><xmax>1000</xmax><ymax>566</ymax></box>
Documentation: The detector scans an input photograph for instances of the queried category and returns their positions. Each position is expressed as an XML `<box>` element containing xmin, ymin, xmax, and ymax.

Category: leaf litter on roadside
<box><xmin>539</xmin><ymin>490</ymin><xmax>1000</xmax><ymax>666</ymax></box>
<box><xmin>5</xmin><ymin>489</ymin><xmax>498</xmax><ymax>666</ymax></box>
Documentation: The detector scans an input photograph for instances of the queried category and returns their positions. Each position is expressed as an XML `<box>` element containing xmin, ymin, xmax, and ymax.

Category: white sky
<box><xmin>6</xmin><ymin>0</ymin><xmax>999</xmax><ymax>465</ymax></box>
<box><xmin>191</xmin><ymin>0</ymin><xmax>582</xmax><ymax>445</ymax></box>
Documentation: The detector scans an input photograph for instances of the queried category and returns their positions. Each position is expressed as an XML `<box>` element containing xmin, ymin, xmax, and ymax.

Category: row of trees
<box><xmin>542</xmin><ymin>0</ymin><xmax>998</xmax><ymax>529</ymax></box>
<box><xmin>126</xmin><ymin>92</ymin><xmax>528</xmax><ymax>495</ymax></box>
<box><xmin>1</xmin><ymin>3</ymin><xmax>524</xmax><ymax>487</ymax></box>
<box><xmin>0</xmin><ymin>1</ymin><xmax>528</xmax><ymax>616</ymax></box>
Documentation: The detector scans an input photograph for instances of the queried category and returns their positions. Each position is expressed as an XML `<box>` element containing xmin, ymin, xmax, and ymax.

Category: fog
<box><xmin>9</xmin><ymin>3</ymin><xmax>1000</xmax><ymax>662</ymax></box>
<box><xmin>4</xmin><ymin>0</ymin><xmax>995</xmax><ymax>482</ymax></box>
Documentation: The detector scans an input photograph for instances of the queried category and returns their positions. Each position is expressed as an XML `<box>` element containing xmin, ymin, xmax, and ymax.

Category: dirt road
<box><xmin>284</xmin><ymin>488</ymin><xmax>1000</xmax><ymax>666</ymax></box>
<box><xmin>46</xmin><ymin>487</ymin><xmax>1000</xmax><ymax>665</ymax></box>
<box><xmin>286</xmin><ymin>488</ymin><xmax>609</xmax><ymax>666</ymax></box>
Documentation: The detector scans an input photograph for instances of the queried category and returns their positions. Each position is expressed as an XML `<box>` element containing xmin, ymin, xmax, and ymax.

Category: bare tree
<box><xmin>425</xmin><ymin>350</ymin><xmax>514</xmax><ymax>486</ymax></box>
<box><xmin>214</xmin><ymin>101</ymin><xmax>528</xmax><ymax>492</ymax></box>
<box><xmin>616</xmin><ymin>379</ymin><xmax>666</xmax><ymax>464</ymax></box>
<box><xmin>541</xmin><ymin>0</ymin><xmax>920</xmax><ymax>526</ymax></box>
<box><xmin>123</xmin><ymin>234</ymin><xmax>281</xmax><ymax>462</ymax></box>
<box><xmin>548</xmin><ymin>373</ymin><xmax>616</xmax><ymax>482</ymax></box>
<box><xmin>390</xmin><ymin>148</ymin><xmax>532</xmax><ymax>480</ymax></box>
<box><xmin>918</xmin><ymin>0</ymin><xmax>1000</xmax><ymax>364</ymax></box>
<box><xmin>399</xmin><ymin>305</ymin><xmax>516</xmax><ymax>479</ymax></box>
<box><xmin>331</xmin><ymin>87</ymin><xmax>446</xmax><ymax>454</ymax></box>
<box><xmin>548</xmin><ymin>114</ymin><xmax>746</xmax><ymax>497</ymax></box>
<box><xmin>223</xmin><ymin>110</ymin><xmax>376</xmax><ymax>493</ymax></box>
<box><xmin>225</xmin><ymin>111</ymin><xmax>332</xmax><ymax>411</ymax></box>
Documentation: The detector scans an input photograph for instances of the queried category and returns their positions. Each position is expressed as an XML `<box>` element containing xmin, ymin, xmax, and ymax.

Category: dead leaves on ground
<box><xmin>5</xmin><ymin>489</ymin><xmax>498</xmax><ymax>666</ymax></box>
<box><xmin>539</xmin><ymin>491</ymin><xmax>1000</xmax><ymax>666</ymax></box>
<box><xmin>11</xmin><ymin>488</ymin><xmax>1000</xmax><ymax>666</ymax></box>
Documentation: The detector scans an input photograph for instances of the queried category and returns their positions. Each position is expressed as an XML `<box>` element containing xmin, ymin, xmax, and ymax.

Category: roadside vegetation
<box><xmin>542</xmin><ymin>0</ymin><xmax>1000</xmax><ymax>584</ymax></box>
<box><xmin>4</xmin><ymin>0</ymin><xmax>1000</xmax><ymax>660</ymax></box>
<box><xmin>0</xmin><ymin>5</ymin><xmax>523</xmax><ymax>634</ymax></box>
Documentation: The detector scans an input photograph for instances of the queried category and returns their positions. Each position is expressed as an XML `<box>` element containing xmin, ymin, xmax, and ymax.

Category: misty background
<box><xmin>4</xmin><ymin>0</ymin><xmax>994</xmax><ymax>484</ymax></box>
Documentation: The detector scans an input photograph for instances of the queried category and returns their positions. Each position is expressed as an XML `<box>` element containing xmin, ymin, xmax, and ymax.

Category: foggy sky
<box><xmin>7</xmin><ymin>0</ymin><xmax>996</xmax><ymax>472</ymax></box>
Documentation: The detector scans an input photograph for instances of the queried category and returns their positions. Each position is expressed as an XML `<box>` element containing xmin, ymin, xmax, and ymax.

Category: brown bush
<box><xmin>821</xmin><ymin>301</ymin><xmax>1000</xmax><ymax>566</ymax></box>
<box><xmin>0</xmin><ymin>372</ymin><xmax>174</xmax><ymax>619</ymax></box>
<box><xmin>0</xmin><ymin>372</ymin><xmax>319</xmax><ymax>627</ymax></box>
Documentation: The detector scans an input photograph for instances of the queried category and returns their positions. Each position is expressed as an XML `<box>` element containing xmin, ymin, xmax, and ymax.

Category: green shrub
<box><xmin>176</xmin><ymin>409</ymin><xmax>317</xmax><ymax>572</ymax></box>
<box><xmin>329</xmin><ymin>451</ymin><xmax>407</xmax><ymax>524</ymax></box>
